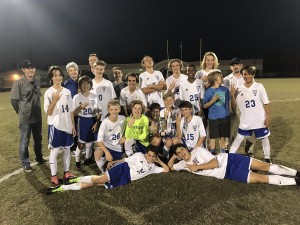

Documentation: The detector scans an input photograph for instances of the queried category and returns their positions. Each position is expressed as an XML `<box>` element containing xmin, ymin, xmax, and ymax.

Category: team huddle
<box><xmin>10</xmin><ymin>53</ymin><xmax>300</xmax><ymax>195</ymax></box>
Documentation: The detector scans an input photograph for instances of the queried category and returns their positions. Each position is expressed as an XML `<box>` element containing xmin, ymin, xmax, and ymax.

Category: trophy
<box><xmin>159</xmin><ymin>116</ymin><xmax>166</xmax><ymax>138</ymax></box>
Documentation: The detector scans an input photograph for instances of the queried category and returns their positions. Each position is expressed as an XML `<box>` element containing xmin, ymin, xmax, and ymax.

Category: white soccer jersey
<box><xmin>180</xmin><ymin>115</ymin><xmax>206</xmax><ymax>150</ymax></box>
<box><xmin>195</xmin><ymin>70</ymin><xmax>209</xmax><ymax>79</ymax></box>
<box><xmin>165</xmin><ymin>74</ymin><xmax>187</xmax><ymax>102</ymax></box>
<box><xmin>236</xmin><ymin>82</ymin><xmax>269</xmax><ymax>130</ymax></box>
<box><xmin>179</xmin><ymin>79</ymin><xmax>204</xmax><ymax>114</ymax></box>
<box><xmin>124</xmin><ymin>152</ymin><xmax>164</xmax><ymax>181</ymax></box>
<box><xmin>173</xmin><ymin>147</ymin><xmax>228</xmax><ymax>179</ymax></box>
<box><xmin>119</xmin><ymin>87</ymin><xmax>147</xmax><ymax>108</ymax></box>
<box><xmin>73</xmin><ymin>92</ymin><xmax>101</xmax><ymax>118</ymax></box>
<box><xmin>44</xmin><ymin>87</ymin><xmax>74</xmax><ymax>134</ymax></box>
<box><xmin>97</xmin><ymin>115</ymin><xmax>126</xmax><ymax>152</ymax></box>
<box><xmin>223</xmin><ymin>73</ymin><xmax>245</xmax><ymax>90</ymax></box>
<box><xmin>91</xmin><ymin>79</ymin><xmax>117</xmax><ymax>121</ymax></box>
<box><xmin>160</xmin><ymin>107</ymin><xmax>180</xmax><ymax>137</ymax></box>
<box><xmin>139</xmin><ymin>70</ymin><xmax>164</xmax><ymax>107</ymax></box>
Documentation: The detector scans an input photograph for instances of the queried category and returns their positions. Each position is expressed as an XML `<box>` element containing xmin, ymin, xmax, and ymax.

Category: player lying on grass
<box><xmin>168</xmin><ymin>144</ymin><xmax>300</xmax><ymax>186</ymax></box>
<box><xmin>47</xmin><ymin>145</ymin><xmax>169</xmax><ymax>194</ymax></box>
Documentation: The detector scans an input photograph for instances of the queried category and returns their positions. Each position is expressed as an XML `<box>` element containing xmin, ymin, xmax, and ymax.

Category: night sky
<box><xmin>1</xmin><ymin>0</ymin><xmax>300</xmax><ymax>71</ymax></box>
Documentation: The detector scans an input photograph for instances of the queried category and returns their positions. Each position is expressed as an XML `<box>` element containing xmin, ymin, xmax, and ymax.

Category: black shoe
<box><xmin>264</xmin><ymin>158</ymin><xmax>272</xmax><ymax>164</ymax></box>
<box><xmin>23</xmin><ymin>165</ymin><xmax>34</xmax><ymax>172</ymax></box>
<box><xmin>296</xmin><ymin>171</ymin><xmax>300</xmax><ymax>179</ymax></box>
<box><xmin>295</xmin><ymin>177</ymin><xmax>300</xmax><ymax>186</ymax></box>
<box><xmin>83</xmin><ymin>157</ymin><xmax>94</xmax><ymax>165</ymax></box>
<box><xmin>36</xmin><ymin>158</ymin><xmax>47</xmax><ymax>164</ymax></box>
<box><xmin>245</xmin><ymin>140</ymin><xmax>254</xmax><ymax>155</ymax></box>
<box><xmin>45</xmin><ymin>185</ymin><xmax>64</xmax><ymax>195</ymax></box>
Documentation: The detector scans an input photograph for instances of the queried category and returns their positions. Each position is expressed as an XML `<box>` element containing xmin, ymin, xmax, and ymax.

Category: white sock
<box><xmin>85</xmin><ymin>142</ymin><xmax>93</xmax><ymax>159</ymax></box>
<box><xmin>268</xmin><ymin>175</ymin><xmax>296</xmax><ymax>186</ymax></box>
<box><xmin>49</xmin><ymin>148</ymin><xmax>60</xmax><ymax>176</ymax></box>
<box><xmin>96</xmin><ymin>157</ymin><xmax>106</xmax><ymax>172</ymax></box>
<box><xmin>79</xmin><ymin>175</ymin><xmax>93</xmax><ymax>184</ymax></box>
<box><xmin>75</xmin><ymin>147</ymin><xmax>81</xmax><ymax>163</ymax></box>
<box><xmin>125</xmin><ymin>139</ymin><xmax>135</xmax><ymax>157</ymax></box>
<box><xmin>62</xmin><ymin>183</ymin><xmax>81</xmax><ymax>191</ymax></box>
<box><xmin>262</xmin><ymin>137</ymin><xmax>271</xmax><ymax>159</ymax></box>
<box><xmin>269</xmin><ymin>164</ymin><xmax>297</xmax><ymax>176</ymax></box>
<box><xmin>63</xmin><ymin>148</ymin><xmax>71</xmax><ymax>172</ymax></box>
<box><xmin>229</xmin><ymin>134</ymin><xmax>244</xmax><ymax>153</ymax></box>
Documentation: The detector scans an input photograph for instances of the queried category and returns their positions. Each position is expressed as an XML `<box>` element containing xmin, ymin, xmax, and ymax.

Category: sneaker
<box><xmin>51</xmin><ymin>175</ymin><xmax>60</xmax><ymax>186</ymax></box>
<box><xmin>76</xmin><ymin>162</ymin><xmax>81</xmax><ymax>171</ymax></box>
<box><xmin>83</xmin><ymin>157</ymin><xmax>94</xmax><ymax>165</ymax></box>
<box><xmin>23</xmin><ymin>165</ymin><xmax>34</xmax><ymax>172</ymax></box>
<box><xmin>63</xmin><ymin>172</ymin><xmax>78</xmax><ymax>185</ymax></box>
<box><xmin>264</xmin><ymin>158</ymin><xmax>272</xmax><ymax>164</ymax></box>
<box><xmin>46</xmin><ymin>185</ymin><xmax>64</xmax><ymax>195</ymax></box>
<box><xmin>36</xmin><ymin>158</ymin><xmax>47</xmax><ymax>164</ymax></box>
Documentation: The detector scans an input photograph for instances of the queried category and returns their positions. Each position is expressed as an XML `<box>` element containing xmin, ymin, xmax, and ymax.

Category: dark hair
<box><xmin>178</xmin><ymin>101</ymin><xmax>193</xmax><ymax>109</ymax></box>
<box><xmin>126</xmin><ymin>73</ymin><xmax>138</xmax><ymax>82</ymax></box>
<box><xmin>187</xmin><ymin>64</ymin><xmax>196</xmax><ymax>71</ymax></box>
<box><xmin>78</xmin><ymin>75</ymin><xmax>92</xmax><ymax>90</ymax></box>
<box><xmin>47</xmin><ymin>66</ymin><xmax>64</xmax><ymax>85</ymax></box>
<box><xmin>172</xmin><ymin>143</ymin><xmax>186</xmax><ymax>155</ymax></box>
<box><xmin>146</xmin><ymin>144</ymin><xmax>160</xmax><ymax>155</ymax></box>
<box><xmin>241</xmin><ymin>65</ymin><xmax>256</xmax><ymax>75</ymax></box>
<box><xmin>149</xmin><ymin>103</ymin><xmax>161</xmax><ymax>111</ymax></box>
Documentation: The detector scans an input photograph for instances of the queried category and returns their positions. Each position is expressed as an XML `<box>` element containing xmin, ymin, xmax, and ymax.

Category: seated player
<box><xmin>168</xmin><ymin>144</ymin><xmax>300</xmax><ymax>186</ymax></box>
<box><xmin>46</xmin><ymin>145</ymin><xmax>169</xmax><ymax>194</ymax></box>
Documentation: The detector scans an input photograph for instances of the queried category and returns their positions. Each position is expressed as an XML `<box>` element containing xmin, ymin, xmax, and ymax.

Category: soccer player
<box><xmin>229</xmin><ymin>66</ymin><xmax>272</xmax><ymax>163</ymax></box>
<box><xmin>165</xmin><ymin>58</ymin><xmax>187</xmax><ymax>107</ymax></box>
<box><xmin>73</xmin><ymin>76</ymin><xmax>101</xmax><ymax>170</ymax></box>
<box><xmin>90</xmin><ymin>60</ymin><xmax>117</xmax><ymax>121</ymax></box>
<box><xmin>173</xmin><ymin>101</ymin><xmax>206</xmax><ymax>150</ymax></box>
<box><xmin>179</xmin><ymin>64</ymin><xmax>204</xmax><ymax>116</ymax></box>
<box><xmin>44</xmin><ymin>66</ymin><xmax>77</xmax><ymax>186</ymax></box>
<box><xmin>203</xmin><ymin>70</ymin><xmax>230</xmax><ymax>154</ymax></box>
<box><xmin>94</xmin><ymin>100</ymin><xmax>126</xmax><ymax>172</ymax></box>
<box><xmin>124</xmin><ymin>100</ymin><xmax>150</xmax><ymax>156</ymax></box>
<box><xmin>119</xmin><ymin>73</ymin><xmax>147</xmax><ymax>117</ymax></box>
<box><xmin>81</xmin><ymin>53</ymin><xmax>109</xmax><ymax>80</ymax></box>
<box><xmin>11</xmin><ymin>60</ymin><xmax>45</xmax><ymax>172</ymax></box>
<box><xmin>139</xmin><ymin>55</ymin><xmax>165</xmax><ymax>107</ymax></box>
<box><xmin>168</xmin><ymin>144</ymin><xmax>300</xmax><ymax>186</ymax></box>
<box><xmin>46</xmin><ymin>145</ymin><xmax>169</xmax><ymax>194</ymax></box>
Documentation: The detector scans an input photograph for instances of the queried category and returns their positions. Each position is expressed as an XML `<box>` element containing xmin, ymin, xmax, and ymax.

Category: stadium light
<box><xmin>12</xmin><ymin>74</ymin><xmax>20</xmax><ymax>80</ymax></box>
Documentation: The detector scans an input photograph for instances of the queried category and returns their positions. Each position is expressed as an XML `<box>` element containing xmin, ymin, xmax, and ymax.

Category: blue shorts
<box><xmin>238</xmin><ymin>127</ymin><xmax>270</xmax><ymax>139</ymax></box>
<box><xmin>105</xmin><ymin>162</ymin><xmax>131</xmax><ymax>189</ymax></box>
<box><xmin>48</xmin><ymin>125</ymin><xmax>74</xmax><ymax>148</ymax></box>
<box><xmin>135</xmin><ymin>140</ymin><xmax>147</xmax><ymax>154</ymax></box>
<box><xmin>77</xmin><ymin>116</ymin><xmax>98</xmax><ymax>143</ymax></box>
<box><xmin>106</xmin><ymin>147</ymin><xmax>123</xmax><ymax>160</ymax></box>
<box><xmin>224</xmin><ymin>153</ymin><xmax>252</xmax><ymax>183</ymax></box>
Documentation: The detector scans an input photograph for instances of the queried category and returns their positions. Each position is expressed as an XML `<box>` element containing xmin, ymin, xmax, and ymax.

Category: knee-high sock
<box><xmin>49</xmin><ymin>148</ymin><xmax>60</xmax><ymax>176</ymax></box>
<box><xmin>268</xmin><ymin>175</ymin><xmax>296</xmax><ymax>186</ymax></box>
<box><xmin>62</xmin><ymin>183</ymin><xmax>82</xmax><ymax>191</ymax></box>
<box><xmin>85</xmin><ymin>142</ymin><xmax>93</xmax><ymax>159</ymax></box>
<box><xmin>63</xmin><ymin>148</ymin><xmax>71</xmax><ymax>172</ymax></box>
<box><xmin>75</xmin><ymin>146</ymin><xmax>81</xmax><ymax>163</ymax></box>
<box><xmin>261</xmin><ymin>137</ymin><xmax>271</xmax><ymax>159</ymax></box>
<box><xmin>125</xmin><ymin>139</ymin><xmax>135</xmax><ymax>157</ymax></box>
<box><xmin>229</xmin><ymin>134</ymin><xmax>244</xmax><ymax>153</ymax></box>
<box><xmin>96</xmin><ymin>157</ymin><xmax>106</xmax><ymax>172</ymax></box>
<box><xmin>269</xmin><ymin>164</ymin><xmax>297</xmax><ymax>176</ymax></box>
<box><xmin>79</xmin><ymin>175</ymin><xmax>93</xmax><ymax>184</ymax></box>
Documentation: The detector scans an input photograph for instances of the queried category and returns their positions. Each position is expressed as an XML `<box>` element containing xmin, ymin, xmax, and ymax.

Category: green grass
<box><xmin>0</xmin><ymin>78</ymin><xmax>300</xmax><ymax>225</ymax></box>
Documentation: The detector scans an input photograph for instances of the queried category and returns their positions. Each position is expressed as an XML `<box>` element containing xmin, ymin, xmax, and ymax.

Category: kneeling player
<box><xmin>168</xmin><ymin>144</ymin><xmax>300</xmax><ymax>186</ymax></box>
<box><xmin>47</xmin><ymin>145</ymin><xmax>169</xmax><ymax>194</ymax></box>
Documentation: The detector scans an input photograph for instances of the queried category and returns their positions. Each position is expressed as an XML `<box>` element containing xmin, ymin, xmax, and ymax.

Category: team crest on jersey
<box><xmin>102</xmin><ymin>86</ymin><xmax>106</xmax><ymax>92</ymax></box>
<box><xmin>140</xmin><ymin>161</ymin><xmax>143</xmax><ymax>164</ymax></box>
<box><xmin>186</xmin><ymin>88</ymin><xmax>189</xmax><ymax>91</ymax></box>
<box><xmin>91</xmin><ymin>100</ymin><xmax>95</xmax><ymax>106</ymax></box>
<box><xmin>148</xmin><ymin>166</ymin><xmax>152</xmax><ymax>171</ymax></box>
<box><xmin>155</xmin><ymin>75</ymin><xmax>159</xmax><ymax>80</ymax></box>
<box><xmin>66</xmin><ymin>94</ymin><xmax>69</xmax><ymax>100</ymax></box>
<box><xmin>192</xmin><ymin>125</ymin><xmax>197</xmax><ymax>131</ymax></box>
<box><xmin>252</xmin><ymin>90</ymin><xmax>257</xmax><ymax>96</ymax></box>
<box><xmin>109</xmin><ymin>129</ymin><xmax>112</xmax><ymax>132</ymax></box>
<box><xmin>193</xmin><ymin>157</ymin><xmax>199</xmax><ymax>164</ymax></box>
<box><xmin>196</xmin><ymin>86</ymin><xmax>200</xmax><ymax>92</ymax></box>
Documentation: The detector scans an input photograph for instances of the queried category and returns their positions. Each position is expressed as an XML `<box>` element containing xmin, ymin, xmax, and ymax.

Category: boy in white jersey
<box><xmin>173</xmin><ymin>101</ymin><xmax>206</xmax><ymax>151</ymax></box>
<box><xmin>73</xmin><ymin>76</ymin><xmax>102</xmax><ymax>170</ymax></box>
<box><xmin>139</xmin><ymin>55</ymin><xmax>165</xmax><ymax>107</ymax></box>
<box><xmin>165</xmin><ymin>59</ymin><xmax>187</xmax><ymax>107</ymax></box>
<box><xmin>169</xmin><ymin>144</ymin><xmax>300</xmax><ymax>186</ymax></box>
<box><xmin>94</xmin><ymin>100</ymin><xmax>126</xmax><ymax>172</ymax></box>
<box><xmin>46</xmin><ymin>145</ymin><xmax>169</xmax><ymax>194</ymax></box>
<box><xmin>179</xmin><ymin>65</ymin><xmax>204</xmax><ymax>116</ymax></box>
<box><xmin>44</xmin><ymin>66</ymin><xmax>77</xmax><ymax>186</ymax></box>
<box><xmin>90</xmin><ymin>60</ymin><xmax>117</xmax><ymax>121</ymax></box>
<box><xmin>120</xmin><ymin>73</ymin><xmax>147</xmax><ymax>117</ymax></box>
<box><xmin>229</xmin><ymin>66</ymin><xmax>272</xmax><ymax>163</ymax></box>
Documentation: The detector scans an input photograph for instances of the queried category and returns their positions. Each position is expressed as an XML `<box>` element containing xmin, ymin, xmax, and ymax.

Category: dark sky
<box><xmin>1</xmin><ymin>0</ymin><xmax>300</xmax><ymax>71</ymax></box>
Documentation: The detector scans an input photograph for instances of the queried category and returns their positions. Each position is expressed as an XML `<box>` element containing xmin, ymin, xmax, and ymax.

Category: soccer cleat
<box><xmin>46</xmin><ymin>185</ymin><xmax>64</xmax><ymax>195</ymax></box>
<box><xmin>51</xmin><ymin>175</ymin><xmax>60</xmax><ymax>186</ymax></box>
<box><xmin>63</xmin><ymin>172</ymin><xmax>78</xmax><ymax>184</ymax></box>
<box><xmin>23</xmin><ymin>165</ymin><xmax>34</xmax><ymax>172</ymax></box>
<box><xmin>64</xmin><ymin>177</ymin><xmax>80</xmax><ymax>185</ymax></box>
<box><xmin>76</xmin><ymin>162</ymin><xmax>82</xmax><ymax>171</ymax></box>
<box><xmin>264</xmin><ymin>158</ymin><xmax>272</xmax><ymax>164</ymax></box>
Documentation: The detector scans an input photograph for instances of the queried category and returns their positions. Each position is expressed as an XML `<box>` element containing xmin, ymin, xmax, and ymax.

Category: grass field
<box><xmin>0</xmin><ymin>78</ymin><xmax>299</xmax><ymax>225</ymax></box>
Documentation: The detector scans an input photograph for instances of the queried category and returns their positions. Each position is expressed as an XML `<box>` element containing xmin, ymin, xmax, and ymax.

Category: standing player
<box><xmin>173</xmin><ymin>101</ymin><xmax>206</xmax><ymax>150</ymax></box>
<box><xmin>112</xmin><ymin>67</ymin><xmax>127</xmax><ymax>100</ymax></box>
<box><xmin>44</xmin><ymin>66</ymin><xmax>77</xmax><ymax>186</ymax></box>
<box><xmin>165</xmin><ymin>58</ymin><xmax>187</xmax><ymax>107</ymax></box>
<box><xmin>73</xmin><ymin>76</ymin><xmax>101</xmax><ymax>170</ymax></box>
<box><xmin>90</xmin><ymin>60</ymin><xmax>117</xmax><ymax>121</ymax></box>
<box><xmin>94</xmin><ymin>100</ymin><xmax>126</xmax><ymax>172</ymax></box>
<box><xmin>47</xmin><ymin>145</ymin><xmax>169</xmax><ymax>194</ymax></box>
<box><xmin>119</xmin><ymin>73</ymin><xmax>147</xmax><ymax>117</ymax></box>
<box><xmin>81</xmin><ymin>53</ymin><xmax>109</xmax><ymax>80</ymax></box>
<box><xmin>229</xmin><ymin>66</ymin><xmax>272</xmax><ymax>163</ymax></box>
<box><xmin>139</xmin><ymin>55</ymin><xmax>165</xmax><ymax>107</ymax></box>
<box><xmin>179</xmin><ymin>64</ymin><xmax>204</xmax><ymax>116</ymax></box>
<box><xmin>168</xmin><ymin>144</ymin><xmax>300</xmax><ymax>186</ymax></box>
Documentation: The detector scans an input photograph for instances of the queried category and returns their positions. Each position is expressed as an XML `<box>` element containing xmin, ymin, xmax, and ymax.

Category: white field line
<box><xmin>1</xmin><ymin>98</ymin><xmax>300</xmax><ymax>184</ymax></box>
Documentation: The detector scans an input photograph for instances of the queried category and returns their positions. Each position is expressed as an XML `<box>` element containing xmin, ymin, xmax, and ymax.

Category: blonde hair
<box><xmin>201</xmin><ymin>52</ymin><xmax>219</xmax><ymax>70</ymax></box>
<box><xmin>107</xmin><ymin>99</ymin><xmax>121</xmax><ymax>110</ymax></box>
